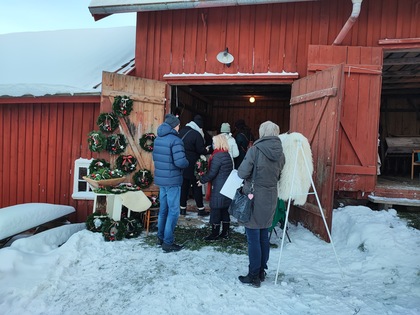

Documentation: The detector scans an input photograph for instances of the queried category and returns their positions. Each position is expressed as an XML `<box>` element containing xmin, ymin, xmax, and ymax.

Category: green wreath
<box><xmin>87</xmin><ymin>167</ymin><xmax>124</xmax><ymax>180</ymax></box>
<box><xmin>123</xmin><ymin>217</ymin><xmax>142</xmax><ymax>238</ymax></box>
<box><xmin>112</xmin><ymin>95</ymin><xmax>133</xmax><ymax>117</ymax></box>
<box><xmin>194</xmin><ymin>155</ymin><xmax>208</xmax><ymax>179</ymax></box>
<box><xmin>86</xmin><ymin>211</ymin><xmax>110</xmax><ymax>233</ymax></box>
<box><xmin>106</xmin><ymin>134</ymin><xmax>127</xmax><ymax>155</ymax></box>
<box><xmin>87</xmin><ymin>131</ymin><xmax>107</xmax><ymax>152</ymax></box>
<box><xmin>94</xmin><ymin>183</ymin><xmax>141</xmax><ymax>194</ymax></box>
<box><xmin>133</xmin><ymin>169</ymin><xmax>154</xmax><ymax>189</ymax></box>
<box><xmin>115</xmin><ymin>155</ymin><xmax>137</xmax><ymax>174</ymax></box>
<box><xmin>102</xmin><ymin>219</ymin><xmax>127</xmax><ymax>242</ymax></box>
<box><xmin>97</xmin><ymin>112</ymin><xmax>119</xmax><ymax>133</ymax></box>
<box><xmin>89</xmin><ymin>158</ymin><xmax>111</xmax><ymax>173</ymax></box>
<box><xmin>139</xmin><ymin>133</ymin><xmax>156</xmax><ymax>152</ymax></box>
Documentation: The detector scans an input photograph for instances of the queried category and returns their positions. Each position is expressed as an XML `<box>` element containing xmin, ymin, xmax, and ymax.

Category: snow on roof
<box><xmin>0</xmin><ymin>26</ymin><xmax>135</xmax><ymax>97</ymax></box>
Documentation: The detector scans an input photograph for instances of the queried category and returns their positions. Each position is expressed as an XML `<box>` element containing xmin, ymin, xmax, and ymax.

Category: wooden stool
<box><xmin>143</xmin><ymin>207</ymin><xmax>159</xmax><ymax>235</ymax></box>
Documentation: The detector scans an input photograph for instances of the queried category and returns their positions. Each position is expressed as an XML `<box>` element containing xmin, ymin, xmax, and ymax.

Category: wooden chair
<box><xmin>143</xmin><ymin>207</ymin><xmax>159</xmax><ymax>235</ymax></box>
<box><xmin>411</xmin><ymin>149</ymin><xmax>420</xmax><ymax>179</ymax></box>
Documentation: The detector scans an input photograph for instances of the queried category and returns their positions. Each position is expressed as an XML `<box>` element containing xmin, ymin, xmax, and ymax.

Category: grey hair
<box><xmin>259</xmin><ymin>121</ymin><xmax>280</xmax><ymax>138</ymax></box>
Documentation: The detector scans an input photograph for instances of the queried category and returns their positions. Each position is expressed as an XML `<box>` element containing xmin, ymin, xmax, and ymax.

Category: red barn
<box><xmin>88</xmin><ymin>0</ymin><xmax>420</xmax><ymax>239</ymax></box>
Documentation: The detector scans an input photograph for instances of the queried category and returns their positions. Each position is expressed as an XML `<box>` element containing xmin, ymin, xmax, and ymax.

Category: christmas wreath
<box><xmin>112</xmin><ymin>95</ymin><xmax>133</xmax><ymax>117</ymax></box>
<box><xmin>97</xmin><ymin>112</ymin><xmax>119</xmax><ymax>133</ymax></box>
<box><xmin>88</xmin><ymin>158</ymin><xmax>111</xmax><ymax>174</ymax></box>
<box><xmin>87</xmin><ymin>131</ymin><xmax>107</xmax><ymax>152</ymax></box>
<box><xmin>115</xmin><ymin>155</ymin><xmax>137</xmax><ymax>174</ymax></box>
<box><xmin>133</xmin><ymin>169</ymin><xmax>154</xmax><ymax>189</ymax></box>
<box><xmin>102</xmin><ymin>219</ymin><xmax>126</xmax><ymax>242</ymax></box>
<box><xmin>139</xmin><ymin>133</ymin><xmax>156</xmax><ymax>152</ymax></box>
<box><xmin>86</xmin><ymin>211</ymin><xmax>109</xmax><ymax>233</ymax></box>
<box><xmin>148</xmin><ymin>194</ymin><xmax>160</xmax><ymax>209</ymax></box>
<box><xmin>94</xmin><ymin>183</ymin><xmax>141</xmax><ymax>194</ymax></box>
<box><xmin>123</xmin><ymin>217</ymin><xmax>142</xmax><ymax>238</ymax></box>
<box><xmin>87</xmin><ymin>167</ymin><xmax>125</xmax><ymax>180</ymax></box>
<box><xmin>194</xmin><ymin>155</ymin><xmax>208</xmax><ymax>179</ymax></box>
<box><xmin>106</xmin><ymin>134</ymin><xmax>127</xmax><ymax>155</ymax></box>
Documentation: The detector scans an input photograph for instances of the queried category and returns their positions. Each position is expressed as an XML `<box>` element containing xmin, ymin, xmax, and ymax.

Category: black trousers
<box><xmin>180</xmin><ymin>177</ymin><xmax>204</xmax><ymax>209</ymax></box>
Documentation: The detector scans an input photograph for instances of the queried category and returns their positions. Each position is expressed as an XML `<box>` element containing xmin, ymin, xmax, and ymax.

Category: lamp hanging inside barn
<box><xmin>216</xmin><ymin>48</ymin><xmax>234</xmax><ymax>67</ymax></box>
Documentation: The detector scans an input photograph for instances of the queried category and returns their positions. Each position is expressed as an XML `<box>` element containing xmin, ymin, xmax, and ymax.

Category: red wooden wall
<box><xmin>0</xmin><ymin>96</ymin><xmax>100</xmax><ymax>222</ymax></box>
<box><xmin>134</xmin><ymin>0</ymin><xmax>420</xmax><ymax>81</ymax></box>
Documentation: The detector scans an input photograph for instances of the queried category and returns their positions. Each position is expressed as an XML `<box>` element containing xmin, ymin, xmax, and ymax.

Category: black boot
<box><xmin>180</xmin><ymin>207</ymin><xmax>187</xmax><ymax>215</ymax></box>
<box><xmin>218</xmin><ymin>222</ymin><xmax>230</xmax><ymax>239</ymax></box>
<box><xmin>197</xmin><ymin>207</ymin><xmax>209</xmax><ymax>217</ymax></box>
<box><xmin>238</xmin><ymin>273</ymin><xmax>261</xmax><ymax>288</ymax></box>
<box><xmin>259</xmin><ymin>269</ymin><xmax>267</xmax><ymax>282</ymax></box>
<box><xmin>204</xmin><ymin>224</ymin><xmax>220</xmax><ymax>241</ymax></box>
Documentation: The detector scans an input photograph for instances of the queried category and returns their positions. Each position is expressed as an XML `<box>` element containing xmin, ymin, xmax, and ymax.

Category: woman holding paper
<box><xmin>197</xmin><ymin>134</ymin><xmax>233</xmax><ymax>240</ymax></box>
<box><xmin>237</xmin><ymin>121</ymin><xmax>285</xmax><ymax>287</ymax></box>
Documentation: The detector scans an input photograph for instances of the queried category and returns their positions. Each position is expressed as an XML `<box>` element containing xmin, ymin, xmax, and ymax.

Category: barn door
<box><xmin>308</xmin><ymin>45</ymin><xmax>383</xmax><ymax>194</ymax></box>
<box><xmin>99</xmin><ymin>72</ymin><xmax>166</xmax><ymax>186</ymax></box>
<box><xmin>289</xmin><ymin>64</ymin><xmax>344</xmax><ymax>241</ymax></box>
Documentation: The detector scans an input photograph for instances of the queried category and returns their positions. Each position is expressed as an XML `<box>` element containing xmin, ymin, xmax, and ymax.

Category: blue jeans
<box><xmin>157</xmin><ymin>186</ymin><xmax>181</xmax><ymax>245</ymax></box>
<box><xmin>245</xmin><ymin>227</ymin><xmax>270</xmax><ymax>276</ymax></box>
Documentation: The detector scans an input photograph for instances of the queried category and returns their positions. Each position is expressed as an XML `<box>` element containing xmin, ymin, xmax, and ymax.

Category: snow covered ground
<box><xmin>0</xmin><ymin>205</ymin><xmax>419</xmax><ymax>315</ymax></box>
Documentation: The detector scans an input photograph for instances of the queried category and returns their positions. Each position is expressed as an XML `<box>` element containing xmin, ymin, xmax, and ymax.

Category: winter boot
<box><xmin>180</xmin><ymin>206</ymin><xmax>187</xmax><ymax>216</ymax></box>
<box><xmin>204</xmin><ymin>224</ymin><xmax>220</xmax><ymax>241</ymax></box>
<box><xmin>218</xmin><ymin>222</ymin><xmax>230</xmax><ymax>239</ymax></box>
<box><xmin>259</xmin><ymin>269</ymin><xmax>267</xmax><ymax>282</ymax></box>
<box><xmin>197</xmin><ymin>207</ymin><xmax>209</xmax><ymax>217</ymax></box>
<box><xmin>238</xmin><ymin>273</ymin><xmax>261</xmax><ymax>288</ymax></box>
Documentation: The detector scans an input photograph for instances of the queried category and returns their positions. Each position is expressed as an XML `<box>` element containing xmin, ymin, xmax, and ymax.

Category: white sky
<box><xmin>0</xmin><ymin>0</ymin><xmax>136</xmax><ymax>35</ymax></box>
<box><xmin>0</xmin><ymin>204</ymin><xmax>419</xmax><ymax>314</ymax></box>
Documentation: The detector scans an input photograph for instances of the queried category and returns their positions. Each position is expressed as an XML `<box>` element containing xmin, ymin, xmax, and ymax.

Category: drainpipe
<box><xmin>332</xmin><ymin>0</ymin><xmax>363</xmax><ymax>45</ymax></box>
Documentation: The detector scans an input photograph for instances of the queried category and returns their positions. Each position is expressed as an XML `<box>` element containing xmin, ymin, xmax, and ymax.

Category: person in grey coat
<box><xmin>237</xmin><ymin>121</ymin><xmax>285</xmax><ymax>287</ymax></box>
<box><xmin>197</xmin><ymin>134</ymin><xmax>233</xmax><ymax>240</ymax></box>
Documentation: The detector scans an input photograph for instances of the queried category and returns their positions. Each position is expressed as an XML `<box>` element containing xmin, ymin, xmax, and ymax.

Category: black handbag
<box><xmin>228</xmin><ymin>149</ymin><xmax>259</xmax><ymax>223</ymax></box>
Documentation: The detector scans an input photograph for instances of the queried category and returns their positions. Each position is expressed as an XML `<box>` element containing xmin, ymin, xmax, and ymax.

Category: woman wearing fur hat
<box><xmin>197</xmin><ymin>134</ymin><xmax>234</xmax><ymax>240</ymax></box>
<box><xmin>237</xmin><ymin>120</ymin><xmax>285</xmax><ymax>287</ymax></box>
<box><xmin>178</xmin><ymin>115</ymin><xmax>210</xmax><ymax>216</ymax></box>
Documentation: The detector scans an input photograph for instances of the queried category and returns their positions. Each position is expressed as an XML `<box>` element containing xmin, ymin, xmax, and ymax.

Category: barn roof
<box><xmin>89</xmin><ymin>0</ymin><xmax>317</xmax><ymax>20</ymax></box>
<box><xmin>0</xmin><ymin>26</ymin><xmax>135</xmax><ymax>98</ymax></box>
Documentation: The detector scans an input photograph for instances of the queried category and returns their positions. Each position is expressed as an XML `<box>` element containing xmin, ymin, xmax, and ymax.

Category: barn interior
<box><xmin>170</xmin><ymin>48</ymin><xmax>420</xmax><ymax>182</ymax></box>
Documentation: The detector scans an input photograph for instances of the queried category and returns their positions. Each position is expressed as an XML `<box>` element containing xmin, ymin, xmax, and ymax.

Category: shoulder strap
<box><xmin>250</xmin><ymin>148</ymin><xmax>259</xmax><ymax>192</ymax></box>
<box><xmin>181</xmin><ymin>129</ymin><xmax>192</xmax><ymax>141</ymax></box>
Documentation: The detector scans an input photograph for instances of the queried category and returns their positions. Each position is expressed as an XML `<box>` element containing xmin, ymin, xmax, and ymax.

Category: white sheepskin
<box><xmin>278</xmin><ymin>132</ymin><xmax>313</xmax><ymax>205</ymax></box>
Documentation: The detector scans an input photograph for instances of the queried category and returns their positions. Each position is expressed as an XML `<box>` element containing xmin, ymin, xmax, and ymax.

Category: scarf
<box><xmin>186</xmin><ymin>121</ymin><xmax>205</xmax><ymax>140</ymax></box>
<box><xmin>205</xmin><ymin>148</ymin><xmax>227</xmax><ymax>201</ymax></box>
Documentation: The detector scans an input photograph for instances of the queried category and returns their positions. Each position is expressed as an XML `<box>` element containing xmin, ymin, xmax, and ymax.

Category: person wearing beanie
<box><xmin>233</xmin><ymin>119</ymin><xmax>255</xmax><ymax>169</ymax></box>
<box><xmin>152</xmin><ymin>113</ymin><xmax>188</xmax><ymax>252</ymax></box>
<box><xmin>220</xmin><ymin>122</ymin><xmax>239</xmax><ymax>163</ymax></box>
<box><xmin>237</xmin><ymin>120</ymin><xmax>285</xmax><ymax>287</ymax></box>
<box><xmin>178</xmin><ymin>114</ymin><xmax>210</xmax><ymax>217</ymax></box>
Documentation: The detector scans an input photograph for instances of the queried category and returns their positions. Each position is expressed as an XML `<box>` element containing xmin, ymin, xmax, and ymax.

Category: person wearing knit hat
<box><xmin>178</xmin><ymin>115</ymin><xmax>210</xmax><ymax>217</ymax></box>
<box><xmin>220</xmin><ymin>122</ymin><xmax>239</xmax><ymax>163</ymax></box>
<box><xmin>152</xmin><ymin>113</ymin><xmax>188</xmax><ymax>252</ymax></box>
<box><xmin>164</xmin><ymin>114</ymin><xmax>180</xmax><ymax>129</ymax></box>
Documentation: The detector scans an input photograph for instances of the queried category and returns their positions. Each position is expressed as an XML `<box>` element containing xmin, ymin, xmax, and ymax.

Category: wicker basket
<box><xmin>83</xmin><ymin>176</ymin><xmax>127</xmax><ymax>189</ymax></box>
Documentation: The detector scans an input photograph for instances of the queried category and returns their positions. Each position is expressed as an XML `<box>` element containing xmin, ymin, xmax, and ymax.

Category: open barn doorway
<box><xmin>379</xmin><ymin>49</ymin><xmax>420</xmax><ymax>179</ymax></box>
<box><xmin>169</xmin><ymin>84</ymin><xmax>292</xmax><ymax>138</ymax></box>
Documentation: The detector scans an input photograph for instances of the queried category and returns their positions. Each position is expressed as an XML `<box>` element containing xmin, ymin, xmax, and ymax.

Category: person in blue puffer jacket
<box><xmin>152</xmin><ymin>114</ymin><xmax>189</xmax><ymax>253</ymax></box>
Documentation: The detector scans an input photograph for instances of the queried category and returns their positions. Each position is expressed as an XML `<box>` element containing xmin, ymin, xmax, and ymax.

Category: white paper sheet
<box><xmin>220</xmin><ymin>169</ymin><xmax>243</xmax><ymax>199</ymax></box>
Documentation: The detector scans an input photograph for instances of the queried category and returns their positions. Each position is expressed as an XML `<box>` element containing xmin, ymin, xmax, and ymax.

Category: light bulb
<box><xmin>249</xmin><ymin>96</ymin><xmax>255</xmax><ymax>103</ymax></box>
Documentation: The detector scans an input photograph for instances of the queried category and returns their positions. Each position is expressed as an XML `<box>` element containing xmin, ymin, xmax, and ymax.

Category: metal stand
<box><xmin>274</xmin><ymin>140</ymin><xmax>343</xmax><ymax>285</ymax></box>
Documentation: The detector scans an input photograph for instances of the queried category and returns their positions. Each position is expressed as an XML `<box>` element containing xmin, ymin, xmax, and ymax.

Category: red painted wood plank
<box><xmin>171</xmin><ymin>10</ymin><xmax>186</xmax><ymax>74</ymax></box>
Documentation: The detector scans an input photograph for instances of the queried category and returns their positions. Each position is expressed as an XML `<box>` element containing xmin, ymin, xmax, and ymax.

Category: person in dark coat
<box><xmin>237</xmin><ymin>120</ymin><xmax>285</xmax><ymax>287</ymax></box>
<box><xmin>152</xmin><ymin>114</ymin><xmax>189</xmax><ymax>252</ymax></box>
<box><xmin>197</xmin><ymin>134</ymin><xmax>234</xmax><ymax>240</ymax></box>
<box><xmin>233</xmin><ymin>119</ymin><xmax>255</xmax><ymax>169</ymax></box>
<box><xmin>178</xmin><ymin>115</ymin><xmax>210</xmax><ymax>216</ymax></box>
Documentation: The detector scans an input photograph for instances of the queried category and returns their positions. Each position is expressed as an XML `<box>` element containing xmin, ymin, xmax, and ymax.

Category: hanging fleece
<box><xmin>277</xmin><ymin>132</ymin><xmax>313</xmax><ymax>206</ymax></box>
